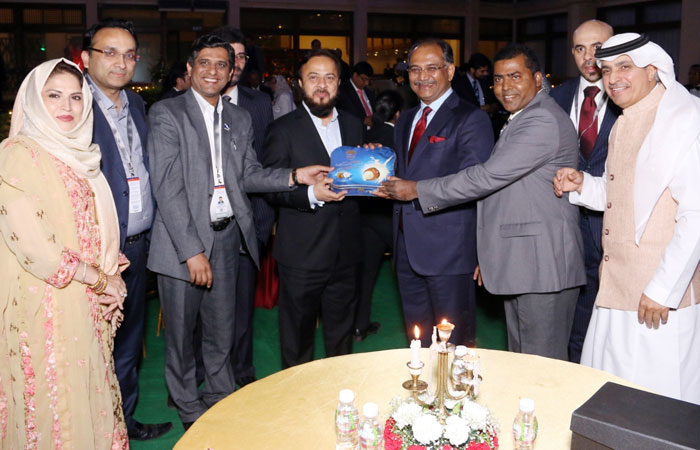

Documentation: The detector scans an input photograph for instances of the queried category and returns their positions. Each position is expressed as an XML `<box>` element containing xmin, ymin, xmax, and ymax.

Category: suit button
<box><xmin>604</xmin><ymin>228</ymin><xmax>609</xmax><ymax>235</ymax></box>
<box><xmin>609</xmin><ymin>174</ymin><xmax>615</xmax><ymax>181</ymax></box>
<box><xmin>604</xmin><ymin>255</ymin><xmax>609</xmax><ymax>261</ymax></box>
<box><xmin>123</xmin><ymin>190</ymin><xmax>128</xmax><ymax>197</ymax></box>
<box><xmin>607</xmin><ymin>202</ymin><xmax>612</xmax><ymax>209</ymax></box>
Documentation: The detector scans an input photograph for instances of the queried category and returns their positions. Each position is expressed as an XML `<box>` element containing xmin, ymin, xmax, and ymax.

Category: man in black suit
<box><xmin>82</xmin><ymin>18</ymin><xmax>172</xmax><ymax>440</ymax></box>
<box><xmin>337</xmin><ymin>61</ymin><xmax>376</xmax><ymax>128</ymax></box>
<box><xmin>263</xmin><ymin>49</ymin><xmax>364</xmax><ymax>368</ymax></box>
<box><xmin>210</xmin><ymin>26</ymin><xmax>274</xmax><ymax>388</ymax></box>
<box><xmin>160</xmin><ymin>62</ymin><xmax>190</xmax><ymax>100</ymax></box>
<box><xmin>550</xmin><ymin>19</ymin><xmax>620</xmax><ymax>363</ymax></box>
<box><xmin>353</xmin><ymin>90</ymin><xmax>403</xmax><ymax>341</ymax></box>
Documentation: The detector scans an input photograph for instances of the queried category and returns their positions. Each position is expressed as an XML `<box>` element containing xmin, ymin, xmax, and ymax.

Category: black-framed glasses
<box><xmin>88</xmin><ymin>47</ymin><xmax>140</xmax><ymax>62</ymax></box>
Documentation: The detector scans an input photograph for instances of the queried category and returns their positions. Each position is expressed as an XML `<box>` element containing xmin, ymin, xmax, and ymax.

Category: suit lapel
<box><xmin>396</xmin><ymin>106</ymin><xmax>418</xmax><ymax>175</ymax></box>
<box><xmin>184</xmin><ymin>90</ymin><xmax>215</xmax><ymax>186</ymax></box>
<box><xmin>297</xmin><ymin>108</ymin><xmax>332</xmax><ymax>164</ymax></box>
<box><xmin>408</xmin><ymin>93</ymin><xmax>458</xmax><ymax>169</ymax></box>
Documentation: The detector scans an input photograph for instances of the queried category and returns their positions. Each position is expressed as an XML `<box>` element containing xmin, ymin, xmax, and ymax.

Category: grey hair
<box><xmin>407</xmin><ymin>38</ymin><xmax>454</xmax><ymax>65</ymax></box>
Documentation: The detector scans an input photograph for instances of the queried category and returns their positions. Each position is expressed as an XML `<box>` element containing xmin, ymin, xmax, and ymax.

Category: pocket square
<box><xmin>429</xmin><ymin>136</ymin><xmax>446</xmax><ymax>144</ymax></box>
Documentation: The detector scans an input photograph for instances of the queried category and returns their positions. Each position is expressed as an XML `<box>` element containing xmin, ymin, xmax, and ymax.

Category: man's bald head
<box><xmin>572</xmin><ymin>20</ymin><xmax>614</xmax><ymax>82</ymax></box>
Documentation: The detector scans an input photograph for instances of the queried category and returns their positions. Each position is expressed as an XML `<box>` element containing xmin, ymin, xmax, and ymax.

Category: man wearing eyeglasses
<box><xmin>81</xmin><ymin>19</ymin><xmax>172</xmax><ymax>441</ymax></box>
<box><xmin>209</xmin><ymin>26</ymin><xmax>274</xmax><ymax>389</ymax></box>
<box><xmin>390</xmin><ymin>38</ymin><xmax>493</xmax><ymax>348</ymax></box>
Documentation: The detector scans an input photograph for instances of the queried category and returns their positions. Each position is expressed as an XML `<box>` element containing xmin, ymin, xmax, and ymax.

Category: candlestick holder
<box><xmin>402</xmin><ymin>361</ymin><xmax>428</xmax><ymax>396</ymax></box>
<box><xmin>402</xmin><ymin>321</ymin><xmax>478</xmax><ymax>424</ymax></box>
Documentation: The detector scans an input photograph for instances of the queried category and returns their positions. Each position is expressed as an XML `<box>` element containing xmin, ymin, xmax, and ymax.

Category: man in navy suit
<box><xmin>393</xmin><ymin>39</ymin><xmax>493</xmax><ymax>347</ymax></box>
<box><xmin>550</xmin><ymin>19</ymin><xmax>620</xmax><ymax>363</ymax></box>
<box><xmin>210</xmin><ymin>26</ymin><xmax>274</xmax><ymax>387</ymax></box>
<box><xmin>81</xmin><ymin>19</ymin><xmax>172</xmax><ymax>440</ymax></box>
<box><xmin>337</xmin><ymin>61</ymin><xmax>376</xmax><ymax>128</ymax></box>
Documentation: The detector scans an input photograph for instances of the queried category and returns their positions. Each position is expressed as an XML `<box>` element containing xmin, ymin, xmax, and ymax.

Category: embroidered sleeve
<box><xmin>46</xmin><ymin>247</ymin><xmax>81</xmax><ymax>288</ymax></box>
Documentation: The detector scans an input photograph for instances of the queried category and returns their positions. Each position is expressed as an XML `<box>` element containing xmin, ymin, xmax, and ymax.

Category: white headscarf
<box><xmin>272</xmin><ymin>74</ymin><xmax>293</xmax><ymax>98</ymax></box>
<box><xmin>596</xmin><ymin>34</ymin><xmax>700</xmax><ymax>243</ymax></box>
<box><xmin>7</xmin><ymin>58</ymin><xmax>121</xmax><ymax>274</ymax></box>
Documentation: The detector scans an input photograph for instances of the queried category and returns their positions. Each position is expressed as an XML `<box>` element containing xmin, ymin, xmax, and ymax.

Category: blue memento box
<box><xmin>329</xmin><ymin>146</ymin><xmax>396</xmax><ymax>196</ymax></box>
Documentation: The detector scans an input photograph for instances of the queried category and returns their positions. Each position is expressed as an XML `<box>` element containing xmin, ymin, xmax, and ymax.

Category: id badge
<box><xmin>127</xmin><ymin>177</ymin><xmax>142</xmax><ymax>213</ymax></box>
<box><xmin>211</xmin><ymin>185</ymin><xmax>232</xmax><ymax>219</ymax></box>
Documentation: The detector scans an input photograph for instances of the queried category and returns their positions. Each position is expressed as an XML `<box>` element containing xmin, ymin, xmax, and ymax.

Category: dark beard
<box><xmin>303</xmin><ymin>90</ymin><xmax>338</xmax><ymax>118</ymax></box>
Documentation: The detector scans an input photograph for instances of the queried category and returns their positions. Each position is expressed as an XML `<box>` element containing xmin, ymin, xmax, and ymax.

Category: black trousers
<box><xmin>231</xmin><ymin>251</ymin><xmax>257</xmax><ymax>379</ymax></box>
<box><xmin>277</xmin><ymin>262</ymin><xmax>358</xmax><ymax>369</ymax></box>
<box><xmin>114</xmin><ymin>233</ymin><xmax>148</xmax><ymax>430</ymax></box>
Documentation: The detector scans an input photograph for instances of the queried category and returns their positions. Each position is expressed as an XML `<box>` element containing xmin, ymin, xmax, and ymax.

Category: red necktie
<box><xmin>408</xmin><ymin>106</ymin><xmax>432</xmax><ymax>163</ymax></box>
<box><xmin>358</xmin><ymin>89</ymin><xmax>372</xmax><ymax>116</ymax></box>
<box><xmin>578</xmin><ymin>86</ymin><xmax>600</xmax><ymax>159</ymax></box>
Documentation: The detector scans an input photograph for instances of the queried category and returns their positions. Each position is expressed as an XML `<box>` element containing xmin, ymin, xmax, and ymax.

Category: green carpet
<box><xmin>131</xmin><ymin>259</ymin><xmax>507</xmax><ymax>449</ymax></box>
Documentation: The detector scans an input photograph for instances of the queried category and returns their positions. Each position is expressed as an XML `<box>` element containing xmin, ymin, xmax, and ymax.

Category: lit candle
<box><xmin>410</xmin><ymin>325</ymin><xmax>421</xmax><ymax>367</ymax></box>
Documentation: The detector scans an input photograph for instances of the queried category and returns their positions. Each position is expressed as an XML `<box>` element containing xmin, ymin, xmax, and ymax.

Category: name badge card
<box><xmin>127</xmin><ymin>177</ymin><xmax>142</xmax><ymax>213</ymax></box>
<box><xmin>210</xmin><ymin>185</ymin><xmax>233</xmax><ymax>220</ymax></box>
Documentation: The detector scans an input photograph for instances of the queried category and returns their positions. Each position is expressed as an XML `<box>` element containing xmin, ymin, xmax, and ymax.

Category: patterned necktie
<box><xmin>408</xmin><ymin>106</ymin><xmax>432</xmax><ymax>164</ymax></box>
<box><xmin>578</xmin><ymin>86</ymin><xmax>600</xmax><ymax>159</ymax></box>
<box><xmin>358</xmin><ymin>88</ymin><xmax>372</xmax><ymax>116</ymax></box>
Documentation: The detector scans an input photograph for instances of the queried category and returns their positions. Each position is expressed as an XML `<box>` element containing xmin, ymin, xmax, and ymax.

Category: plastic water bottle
<box><xmin>335</xmin><ymin>389</ymin><xmax>359</xmax><ymax>450</ymax></box>
<box><xmin>359</xmin><ymin>402</ymin><xmax>383</xmax><ymax>450</ymax></box>
<box><xmin>451</xmin><ymin>345</ymin><xmax>468</xmax><ymax>385</ymax></box>
<box><xmin>513</xmin><ymin>398</ymin><xmax>538</xmax><ymax>450</ymax></box>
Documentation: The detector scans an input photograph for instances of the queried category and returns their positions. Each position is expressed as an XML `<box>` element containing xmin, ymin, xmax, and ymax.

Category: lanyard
<box><xmin>210</xmin><ymin>103</ymin><xmax>225</xmax><ymax>186</ymax></box>
<box><xmin>89</xmin><ymin>84</ymin><xmax>137</xmax><ymax>177</ymax></box>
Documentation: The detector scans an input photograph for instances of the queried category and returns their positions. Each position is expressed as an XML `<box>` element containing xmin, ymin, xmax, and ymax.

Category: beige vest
<box><xmin>597</xmin><ymin>85</ymin><xmax>700</xmax><ymax>310</ymax></box>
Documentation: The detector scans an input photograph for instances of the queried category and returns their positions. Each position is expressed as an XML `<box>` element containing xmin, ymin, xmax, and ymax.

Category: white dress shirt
<box><xmin>569</xmin><ymin>77</ymin><xmax>607</xmax><ymax>133</ymax></box>
<box><xmin>302</xmin><ymin>102</ymin><xmax>342</xmax><ymax>208</ymax></box>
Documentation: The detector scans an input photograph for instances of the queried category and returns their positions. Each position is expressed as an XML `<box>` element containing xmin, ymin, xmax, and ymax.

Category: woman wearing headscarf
<box><xmin>0</xmin><ymin>58</ymin><xmax>129</xmax><ymax>448</ymax></box>
<box><xmin>268</xmin><ymin>74</ymin><xmax>296</xmax><ymax>119</ymax></box>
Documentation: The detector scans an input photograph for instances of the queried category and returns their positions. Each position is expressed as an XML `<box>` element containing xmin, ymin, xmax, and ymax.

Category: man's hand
<box><xmin>294</xmin><ymin>165</ymin><xmax>332</xmax><ymax>185</ymax></box>
<box><xmin>473</xmin><ymin>265</ymin><xmax>483</xmax><ymax>287</ymax></box>
<box><xmin>637</xmin><ymin>293</ymin><xmax>669</xmax><ymax>329</ymax></box>
<box><xmin>375</xmin><ymin>177</ymin><xmax>418</xmax><ymax>201</ymax></box>
<box><xmin>186</xmin><ymin>253</ymin><xmax>213</xmax><ymax>288</ymax></box>
<box><xmin>553</xmin><ymin>168</ymin><xmax>584</xmax><ymax>197</ymax></box>
<box><xmin>313</xmin><ymin>177</ymin><xmax>347</xmax><ymax>202</ymax></box>
<box><xmin>363</xmin><ymin>116</ymin><xmax>373</xmax><ymax>128</ymax></box>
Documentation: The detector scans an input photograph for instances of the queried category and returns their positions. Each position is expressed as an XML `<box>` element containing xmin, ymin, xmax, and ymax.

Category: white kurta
<box><xmin>573</xmin><ymin>83</ymin><xmax>700</xmax><ymax>405</ymax></box>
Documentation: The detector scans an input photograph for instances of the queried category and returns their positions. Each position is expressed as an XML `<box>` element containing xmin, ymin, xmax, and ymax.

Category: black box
<box><xmin>570</xmin><ymin>382</ymin><xmax>700</xmax><ymax>449</ymax></box>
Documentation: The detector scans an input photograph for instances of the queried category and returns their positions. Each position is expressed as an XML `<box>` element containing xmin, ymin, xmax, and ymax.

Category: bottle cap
<box><xmin>339</xmin><ymin>389</ymin><xmax>355</xmax><ymax>403</ymax></box>
<box><xmin>455</xmin><ymin>345</ymin><xmax>467</xmax><ymax>357</ymax></box>
<box><xmin>362</xmin><ymin>402</ymin><xmax>379</xmax><ymax>418</ymax></box>
<box><xmin>519</xmin><ymin>398</ymin><xmax>535</xmax><ymax>413</ymax></box>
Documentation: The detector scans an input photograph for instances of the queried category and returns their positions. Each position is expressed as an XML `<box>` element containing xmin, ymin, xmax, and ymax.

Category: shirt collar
<box><xmin>302</xmin><ymin>101</ymin><xmax>338</xmax><ymax>126</ymax></box>
<box><xmin>349</xmin><ymin>78</ymin><xmax>360</xmax><ymax>92</ymax></box>
<box><xmin>419</xmin><ymin>87</ymin><xmax>453</xmax><ymax>114</ymax></box>
<box><xmin>192</xmin><ymin>88</ymin><xmax>222</xmax><ymax>116</ymax></box>
<box><xmin>577</xmin><ymin>76</ymin><xmax>604</xmax><ymax>98</ymax></box>
<box><xmin>86</xmin><ymin>74</ymin><xmax>129</xmax><ymax>112</ymax></box>
<box><xmin>508</xmin><ymin>89</ymin><xmax>543</xmax><ymax>121</ymax></box>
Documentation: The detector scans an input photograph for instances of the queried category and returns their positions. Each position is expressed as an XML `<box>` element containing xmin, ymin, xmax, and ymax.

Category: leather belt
<box><xmin>125</xmin><ymin>230</ymin><xmax>148</xmax><ymax>245</ymax></box>
<box><xmin>211</xmin><ymin>216</ymin><xmax>233</xmax><ymax>231</ymax></box>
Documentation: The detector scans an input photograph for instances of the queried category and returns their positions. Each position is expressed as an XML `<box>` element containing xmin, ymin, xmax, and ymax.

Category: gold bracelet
<box><xmin>87</xmin><ymin>263</ymin><xmax>107</xmax><ymax>294</ymax></box>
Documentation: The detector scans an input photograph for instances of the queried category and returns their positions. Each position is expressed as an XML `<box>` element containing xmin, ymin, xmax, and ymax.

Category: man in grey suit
<box><xmin>380</xmin><ymin>44</ymin><xmax>585</xmax><ymax>360</ymax></box>
<box><xmin>147</xmin><ymin>35</ymin><xmax>328</xmax><ymax>429</ymax></box>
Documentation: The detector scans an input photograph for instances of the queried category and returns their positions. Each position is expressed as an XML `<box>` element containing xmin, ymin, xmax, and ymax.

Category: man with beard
<box><xmin>210</xmin><ymin>26</ymin><xmax>274</xmax><ymax>388</ymax></box>
<box><xmin>263</xmin><ymin>49</ymin><xmax>364</xmax><ymax>368</ymax></box>
<box><xmin>147</xmin><ymin>35</ymin><xmax>329</xmax><ymax>427</ymax></box>
<box><xmin>550</xmin><ymin>19</ymin><xmax>620</xmax><ymax>363</ymax></box>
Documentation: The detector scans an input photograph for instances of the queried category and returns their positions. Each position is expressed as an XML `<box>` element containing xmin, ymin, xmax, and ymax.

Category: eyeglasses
<box><xmin>234</xmin><ymin>53</ymin><xmax>250</xmax><ymax>62</ymax></box>
<box><xmin>408</xmin><ymin>64</ymin><xmax>446</xmax><ymax>76</ymax></box>
<box><xmin>88</xmin><ymin>47</ymin><xmax>140</xmax><ymax>62</ymax></box>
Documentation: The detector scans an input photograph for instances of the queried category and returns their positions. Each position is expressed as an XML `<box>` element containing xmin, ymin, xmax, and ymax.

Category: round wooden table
<box><xmin>175</xmin><ymin>348</ymin><xmax>642</xmax><ymax>449</ymax></box>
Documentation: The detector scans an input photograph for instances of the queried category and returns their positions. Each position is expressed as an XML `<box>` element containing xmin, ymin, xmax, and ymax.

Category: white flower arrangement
<box><xmin>384</xmin><ymin>397</ymin><xmax>499</xmax><ymax>450</ymax></box>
